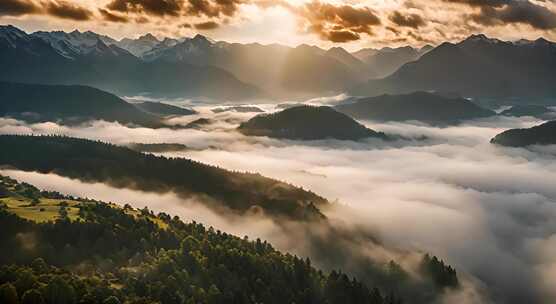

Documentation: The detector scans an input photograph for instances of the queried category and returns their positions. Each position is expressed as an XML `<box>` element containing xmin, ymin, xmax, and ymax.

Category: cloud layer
<box><xmin>0</xmin><ymin>106</ymin><xmax>555</xmax><ymax>303</ymax></box>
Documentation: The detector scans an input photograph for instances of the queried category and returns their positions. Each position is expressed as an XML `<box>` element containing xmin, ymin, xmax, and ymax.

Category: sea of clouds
<box><xmin>1</xmin><ymin>105</ymin><xmax>555</xmax><ymax>304</ymax></box>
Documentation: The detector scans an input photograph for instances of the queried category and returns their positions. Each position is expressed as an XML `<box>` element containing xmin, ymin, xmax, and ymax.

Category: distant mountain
<box><xmin>351</xmin><ymin>35</ymin><xmax>556</xmax><ymax>102</ymax></box>
<box><xmin>0</xmin><ymin>82</ymin><xmax>163</xmax><ymax>127</ymax></box>
<box><xmin>0</xmin><ymin>135</ymin><xmax>328</xmax><ymax>220</ymax></box>
<box><xmin>133</xmin><ymin>101</ymin><xmax>196</xmax><ymax>117</ymax></box>
<box><xmin>491</xmin><ymin>121</ymin><xmax>556</xmax><ymax>147</ymax></box>
<box><xmin>114</xmin><ymin>33</ymin><xmax>160</xmax><ymax>56</ymax></box>
<box><xmin>238</xmin><ymin>106</ymin><xmax>387</xmax><ymax>141</ymax></box>
<box><xmin>279</xmin><ymin>45</ymin><xmax>359</xmax><ymax>96</ymax></box>
<box><xmin>142</xmin><ymin>36</ymin><xmax>365</xmax><ymax>98</ymax></box>
<box><xmin>335</xmin><ymin>91</ymin><xmax>495</xmax><ymax>125</ymax></box>
<box><xmin>31</xmin><ymin>29</ymin><xmax>122</xmax><ymax>59</ymax></box>
<box><xmin>0</xmin><ymin>25</ymin><xmax>260</xmax><ymax>101</ymax></box>
<box><xmin>352</xmin><ymin>46</ymin><xmax>430</xmax><ymax>78</ymax></box>
<box><xmin>326</xmin><ymin>47</ymin><xmax>367</xmax><ymax>76</ymax></box>
<box><xmin>500</xmin><ymin>105</ymin><xmax>556</xmax><ymax>119</ymax></box>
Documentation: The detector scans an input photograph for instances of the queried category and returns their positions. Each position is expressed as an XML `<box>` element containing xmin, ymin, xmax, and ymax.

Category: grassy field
<box><xmin>0</xmin><ymin>197</ymin><xmax>81</xmax><ymax>222</ymax></box>
<box><xmin>1</xmin><ymin>175</ymin><xmax>169</xmax><ymax>228</ymax></box>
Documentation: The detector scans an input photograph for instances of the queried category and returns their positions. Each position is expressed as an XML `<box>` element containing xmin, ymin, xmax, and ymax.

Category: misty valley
<box><xmin>1</xmin><ymin>20</ymin><xmax>556</xmax><ymax>304</ymax></box>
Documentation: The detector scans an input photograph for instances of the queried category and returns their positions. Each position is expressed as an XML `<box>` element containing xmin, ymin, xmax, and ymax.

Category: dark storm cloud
<box><xmin>0</xmin><ymin>0</ymin><xmax>92</xmax><ymax>20</ymax></box>
<box><xmin>297</xmin><ymin>1</ymin><xmax>381</xmax><ymax>43</ymax></box>
<box><xmin>327</xmin><ymin>30</ymin><xmax>360</xmax><ymax>42</ymax></box>
<box><xmin>389</xmin><ymin>11</ymin><xmax>427</xmax><ymax>28</ymax></box>
<box><xmin>44</xmin><ymin>1</ymin><xmax>93</xmax><ymax>21</ymax></box>
<box><xmin>442</xmin><ymin>0</ymin><xmax>510</xmax><ymax>7</ymax></box>
<box><xmin>103</xmin><ymin>0</ymin><xmax>245</xmax><ymax>19</ymax></box>
<box><xmin>444</xmin><ymin>0</ymin><xmax>556</xmax><ymax>29</ymax></box>
<box><xmin>194</xmin><ymin>20</ymin><xmax>219</xmax><ymax>29</ymax></box>
<box><xmin>474</xmin><ymin>1</ymin><xmax>556</xmax><ymax>29</ymax></box>
<box><xmin>99</xmin><ymin>8</ymin><xmax>129</xmax><ymax>22</ymax></box>
<box><xmin>186</xmin><ymin>0</ymin><xmax>245</xmax><ymax>17</ymax></box>
<box><xmin>106</xmin><ymin>0</ymin><xmax>183</xmax><ymax>17</ymax></box>
<box><xmin>0</xmin><ymin>0</ymin><xmax>40</xmax><ymax>16</ymax></box>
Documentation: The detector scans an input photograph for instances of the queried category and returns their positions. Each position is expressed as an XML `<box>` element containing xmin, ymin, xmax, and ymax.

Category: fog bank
<box><xmin>1</xmin><ymin>112</ymin><xmax>555</xmax><ymax>303</ymax></box>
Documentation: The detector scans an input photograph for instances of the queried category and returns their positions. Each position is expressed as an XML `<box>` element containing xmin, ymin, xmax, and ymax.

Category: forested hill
<box><xmin>0</xmin><ymin>135</ymin><xmax>327</xmax><ymax>220</ymax></box>
<box><xmin>491</xmin><ymin>120</ymin><xmax>556</xmax><ymax>147</ymax></box>
<box><xmin>239</xmin><ymin>106</ymin><xmax>387</xmax><ymax>141</ymax></box>
<box><xmin>0</xmin><ymin>175</ymin><xmax>398</xmax><ymax>304</ymax></box>
<box><xmin>0</xmin><ymin>82</ymin><xmax>164</xmax><ymax>128</ymax></box>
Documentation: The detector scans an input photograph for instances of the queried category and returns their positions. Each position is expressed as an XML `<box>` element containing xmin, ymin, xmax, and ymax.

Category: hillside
<box><xmin>238</xmin><ymin>106</ymin><xmax>387</xmax><ymax>141</ymax></box>
<box><xmin>0</xmin><ymin>135</ymin><xmax>327</xmax><ymax>220</ymax></box>
<box><xmin>335</xmin><ymin>92</ymin><xmax>495</xmax><ymax>125</ymax></box>
<box><xmin>127</xmin><ymin>143</ymin><xmax>189</xmax><ymax>153</ymax></box>
<box><xmin>500</xmin><ymin>105</ymin><xmax>556</xmax><ymax>119</ymax></box>
<box><xmin>351</xmin><ymin>35</ymin><xmax>556</xmax><ymax>102</ymax></box>
<box><xmin>0</xmin><ymin>175</ymin><xmax>398</xmax><ymax>304</ymax></box>
<box><xmin>0</xmin><ymin>82</ymin><xmax>163</xmax><ymax>128</ymax></box>
<box><xmin>133</xmin><ymin>101</ymin><xmax>196</xmax><ymax>117</ymax></box>
<box><xmin>491</xmin><ymin>120</ymin><xmax>556</xmax><ymax>147</ymax></box>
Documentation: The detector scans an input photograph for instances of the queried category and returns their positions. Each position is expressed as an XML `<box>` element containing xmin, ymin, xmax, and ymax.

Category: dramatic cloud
<box><xmin>474</xmin><ymin>1</ymin><xmax>556</xmax><ymax>29</ymax></box>
<box><xmin>444</xmin><ymin>0</ymin><xmax>556</xmax><ymax>29</ymax></box>
<box><xmin>442</xmin><ymin>0</ymin><xmax>509</xmax><ymax>7</ymax></box>
<box><xmin>103</xmin><ymin>0</ymin><xmax>245</xmax><ymax>18</ymax></box>
<box><xmin>295</xmin><ymin>1</ymin><xmax>382</xmax><ymax>42</ymax></box>
<box><xmin>194</xmin><ymin>20</ymin><xmax>219</xmax><ymax>29</ymax></box>
<box><xmin>44</xmin><ymin>1</ymin><xmax>93</xmax><ymax>21</ymax></box>
<box><xmin>186</xmin><ymin>0</ymin><xmax>245</xmax><ymax>18</ymax></box>
<box><xmin>0</xmin><ymin>0</ymin><xmax>92</xmax><ymax>20</ymax></box>
<box><xmin>0</xmin><ymin>0</ymin><xmax>40</xmax><ymax>16</ymax></box>
<box><xmin>389</xmin><ymin>11</ymin><xmax>427</xmax><ymax>28</ymax></box>
<box><xmin>106</xmin><ymin>0</ymin><xmax>183</xmax><ymax>16</ymax></box>
<box><xmin>99</xmin><ymin>8</ymin><xmax>129</xmax><ymax>23</ymax></box>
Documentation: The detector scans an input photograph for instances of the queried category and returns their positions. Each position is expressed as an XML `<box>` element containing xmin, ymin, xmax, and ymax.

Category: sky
<box><xmin>1</xmin><ymin>0</ymin><xmax>556</xmax><ymax>50</ymax></box>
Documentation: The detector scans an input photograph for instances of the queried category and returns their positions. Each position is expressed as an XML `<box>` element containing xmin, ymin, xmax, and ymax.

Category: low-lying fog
<box><xmin>1</xmin><ymin>103</ymin><xmax>555</xmax><ymax>304</ymax></box>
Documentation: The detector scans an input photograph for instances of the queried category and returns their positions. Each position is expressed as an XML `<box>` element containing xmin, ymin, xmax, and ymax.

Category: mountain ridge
<box><xmin>0</xmin><ymin>25</ymin><xmax>260</xmax><ymax>101</ymax></box>
<box><xmin>350</xmin><ymin>34</ymin><xmax>556</xmax><ymax>102</ymax></box>
<box><xmin>335</xmin><ymin>91</ymin><xmax>495</xmax><ymax>125</ymax></box>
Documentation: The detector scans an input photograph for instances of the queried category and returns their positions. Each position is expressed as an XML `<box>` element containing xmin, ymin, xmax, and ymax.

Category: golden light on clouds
<box><xmin>0</xmin><ymin>0</ymin><xmax>555</xmax><ymax>49</ymax></box>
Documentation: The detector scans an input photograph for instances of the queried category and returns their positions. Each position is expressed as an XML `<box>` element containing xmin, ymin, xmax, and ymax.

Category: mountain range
<box><xmin>0</xmin><ymin>25</ymin><xmax>432</xmax><ymax>100</ymax></box>
<box><xmin>2</xmin><ymin>24</ymin><xmax>555</xmax><ymax>103</ymax></box>
<box><xmin>351</xmin><ymin>35</ymin><xmax>556</xmax><ymax>103</ymax></box>
<box><xmin>0</xmin><ymin>25</ymin><xmax>259</xmax><ymax>101</ymax></box>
